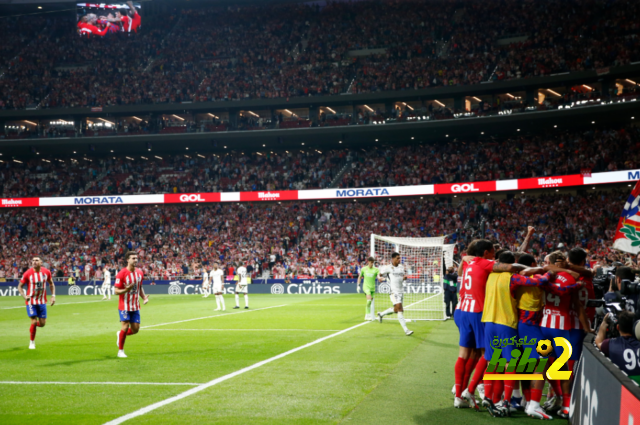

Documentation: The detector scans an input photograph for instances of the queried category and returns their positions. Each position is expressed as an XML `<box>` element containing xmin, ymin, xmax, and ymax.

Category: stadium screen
<box><xmin>76</xmin><ymin>2</ymin><xmax>141</xmax><ymax>37</ymax></box>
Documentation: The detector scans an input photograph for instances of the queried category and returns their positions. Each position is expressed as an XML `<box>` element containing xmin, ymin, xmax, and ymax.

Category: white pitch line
<box><xmin>145</xmin><ymin>328</ymin><xmax>342</xmax><ymax>332</ymax></box>
<box><xmin>140</xmin><ymin>304</ymin><xmax>287</xmax><ymax>329</ymax></box>
<box><xmin>1</xmin><ymin>300</ymin><xmax>108</xmax><ymax>310</ymax></box>
<box><xmin>103</xmin><ymin>321</ymin><xmax>371</xmax><ymax>425</ymax></box>
<box><xmin>0</xmin><ymin>381</ymin><xmax>200</xmax><ymax>386</ymax></box>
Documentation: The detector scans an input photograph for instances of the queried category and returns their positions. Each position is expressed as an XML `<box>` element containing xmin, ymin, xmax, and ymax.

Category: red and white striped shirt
<box><xmin>115</xmin><ymin>268</ymin><xmax>144</xmax><ymax>311</ymax></box>
<box><xmin>570</xmin><ymin>276</ymin><xmax>595</xmax><ymax>330</ymax></box>
<box><xmin>540</xmin><ymin>272</ymin><xmax>576</xmax><ymax>330</ymax></box>
<box><xmin>20</xmin><ymin>268</ymin><xmax>52</xmax><ymax>306</ymax></box>
<box><xmin>457</xmin><ymin>257</ymin><xmax>495</xmax><ymax>313</ymax></box>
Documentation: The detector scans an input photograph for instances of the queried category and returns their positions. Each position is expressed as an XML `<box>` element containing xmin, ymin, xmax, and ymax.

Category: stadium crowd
<box><xmin>1</xmin><ymin>0</ymin><xmax>640</xmax><ymax>110</ymax></box>
<box><xmin>0</xmin><ymin>188</ymin><xmax>633</xmax><ymax>282</ymax></box>
<box><xmin>1</xmin><ymin>124</ymin><xmax>637</xmax><ymax>198</ymax></box>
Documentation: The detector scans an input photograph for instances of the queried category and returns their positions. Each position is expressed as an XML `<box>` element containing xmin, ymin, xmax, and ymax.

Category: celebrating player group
<box><xmin>77</xmin><ymin>1</ymin><xmax>141</xmax><ymax>37</ymax></box>
<box><xmin>450</xmin><ymin>232</ymin><xmax>595</xmax><ymax>420</ymax></box>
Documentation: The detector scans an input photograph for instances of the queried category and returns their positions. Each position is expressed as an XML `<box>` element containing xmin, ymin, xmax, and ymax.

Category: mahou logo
<box><xmin>538</xmin><ymin>178</ymin><xmax>563</xmax><ymax>187</ymax></box>
<box><xmin>179</xmin><ymin>194</ymin><xmax>204</xmax><ymax>202</ymax></box>
<box><xmin>258</xmin><ymin>192</ymin><xmax>280</xmax><ymax>200</ymax></box>
<box><xmin>2</xmin><ymin>199</ymin><xmax>22</xmax><ymax>206</ymax></box>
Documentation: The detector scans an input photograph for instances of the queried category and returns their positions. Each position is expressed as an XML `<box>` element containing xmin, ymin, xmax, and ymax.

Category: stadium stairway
<box><xmin>328</xmin><ymin>157</ymin><xmax>353</xmax><ymax>188</ymax></box>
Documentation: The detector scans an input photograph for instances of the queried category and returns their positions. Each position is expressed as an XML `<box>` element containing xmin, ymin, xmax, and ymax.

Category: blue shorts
<box><xmin>517</xmin><ymin>322</ymin><xmax>544</xmax><ymax>359</ymax></box>
<box><xmin>456</xmin><ymin>311</ymin><xmax>484</xmax><ymax>349</ymax></box>
<box><xmin>119</xmin><ymin>310</ymin><xmax>140</xmax><ymax>323</ymax></box>
<box><xmin>540</xmin><ymin>327</ymin><xmax>571</xmax><ymax>358</ymax></box>
<box><xmin>484</xmin><ymin>322</ymin><xmax>518</xmax><ymax>361</ymax></box>
<box><xmin>26</xmin><ymin>304</ymin><xmax>47</xmax><ymax>319</ymax></box>
<box><xmin>568</xmin><ymin>329</ymin><xmax>585</xmax><ymax>361</ymax></box>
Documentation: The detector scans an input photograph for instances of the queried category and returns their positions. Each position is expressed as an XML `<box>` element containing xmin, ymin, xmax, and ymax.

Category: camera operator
<box><xmin>595</xmin><ymin>310</ymin><xmax>640</xmax><ymax>384</ymax></box>
<box><xmin>604</xmin><ymin>267</ymin><xmax>634</xmax><ymax>303</ymax></box>
<box><xmin>443</xmin><ymin>266</ymin><xmax>458</xmax><ymax>319</ymax></box>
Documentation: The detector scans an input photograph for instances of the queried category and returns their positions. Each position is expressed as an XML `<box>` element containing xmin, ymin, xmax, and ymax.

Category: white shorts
<box><xmin>212</xmin><ymin>283</ymin><xmax>223</xmax><ymax>293</ymax></box>
<box><xmin>203</xmin><ymin>282</ymin><xmax>210</xmax><ymax>290</ymax></box>
<box><xmin>390</xmin><ymin>293</ymin><xmax>404</xmax><ymax>305</ymax></box>
<box><xmin>102</xmin><ymin>282</ymin><xmax>111</xmax><ymax>288</ymax></box>
<box><xmin>235</xmin><ymin>284</ymin><xmax>248</xmax><ymax>294</ymax></box>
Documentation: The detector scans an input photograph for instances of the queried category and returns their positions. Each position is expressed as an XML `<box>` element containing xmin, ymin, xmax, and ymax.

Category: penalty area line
<box><xmin>103</xmin><ymin>320</ymin><xmax>371</xmax><ymax>425</ymax></box>
<box><xmin>140</xmin><ymin>304</ymin><xmax>287</xmax><ymax>329</ymax></box>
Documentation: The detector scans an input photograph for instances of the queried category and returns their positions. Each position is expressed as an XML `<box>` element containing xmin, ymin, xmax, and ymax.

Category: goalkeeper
<box><xmin>357</xmin><ymin>257</ymin><xmax>379</xmax><ymax>321</ymax></box>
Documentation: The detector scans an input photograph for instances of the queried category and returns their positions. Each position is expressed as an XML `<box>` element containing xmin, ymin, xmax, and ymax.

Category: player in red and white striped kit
<box><xmin>539</xmin><ymin>251</ymin><xmax>591</xmax><ymax>419</ymax></box>
<box><xmin>17</xmin><ymin>256</ymin><xmax>55</xmax><ymax>350</ymax></box>
<box><xmin>114</xmin><ymin>251</ymin><xmax>148</xmax><ymax>358</ymax></box>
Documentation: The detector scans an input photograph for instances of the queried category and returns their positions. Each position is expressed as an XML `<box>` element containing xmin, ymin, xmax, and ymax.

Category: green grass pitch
<box><xmin>1</xmin><ymin>294</ymin><xmax>545</xmax><ymax>424</ymax></box>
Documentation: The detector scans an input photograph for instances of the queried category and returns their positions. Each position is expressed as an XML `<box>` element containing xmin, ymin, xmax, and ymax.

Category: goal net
<box><xmin>371</xmin><ymin>234</ymin><xmax>454</xmax><ymax>321</ymax></box>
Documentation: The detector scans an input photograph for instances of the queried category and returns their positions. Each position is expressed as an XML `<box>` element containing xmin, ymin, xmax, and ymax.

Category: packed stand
<box><xmin>0</xmin><ymin>188</ymin><xmax>634</xmax><ymax>282</ymax></box>
<box><xmin>339</xmin><ymin>125</ymin><xmax>640</xmax><ymax>187</ymax></box>
<box><xmin>0</xmin><ymin>149</ymin><xmax>347</xmax><ymax>198</ymax></box>
<box><xmin>2</xmin><ymin>0</ymin><xmax>640</xmax><ymax>110</ymax></box>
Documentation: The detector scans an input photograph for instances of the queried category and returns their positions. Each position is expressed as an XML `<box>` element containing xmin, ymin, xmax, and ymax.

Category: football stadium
<box><xmin>1</xmin><ymin>0</ymin><xmax>640</xmax><ymax>424</ymax></box>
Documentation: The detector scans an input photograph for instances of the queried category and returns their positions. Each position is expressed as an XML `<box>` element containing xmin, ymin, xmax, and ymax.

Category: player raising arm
<box><xmin>114</xmin><ymin>251</ymin><xmax>148</xmax><ymax>358</ymax></box>
<box><xmin>377</xmin><ymin>252</ymin><xmax>413</xmax><ymax>336</ymax></box>
<box><xmin>357</xmin><ymin>256</ymin><xmax>379</xmax><ymax>321</ymax></box>
<box><xmin>18</xmin><ymin>256</ymin><xmax>55</xmax><ymax>350</ymax></box>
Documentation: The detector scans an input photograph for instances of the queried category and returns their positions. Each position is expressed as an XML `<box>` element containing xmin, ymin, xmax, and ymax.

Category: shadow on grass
<box><xmin>46</xmin><ymin>356</ymin><xmax>114</xmax><ymax>367</ymax></box>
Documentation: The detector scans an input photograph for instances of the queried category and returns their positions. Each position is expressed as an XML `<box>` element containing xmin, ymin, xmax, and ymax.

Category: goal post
<box><xmin>371</xmin><ymin>234</ymin><xmax>455</xmax><ymax>321</ymax></box>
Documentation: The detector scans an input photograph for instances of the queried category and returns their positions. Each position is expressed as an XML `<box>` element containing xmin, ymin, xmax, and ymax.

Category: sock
<box><xmin>366</xmin><ymin>299</ymin><xmax>372</xmax><ymax>315</ymax></box>
<box><xmin>126</xmin><ymin>328</ymin><xmax>133</xmax><ymax>335</ymax></box>
<box><xmin>463</xmin><ymin>356</ymin><xmax>479</xmax><ymax>392</ymax></box>
<box><xmin>504</xmin><ymin>372</ymin><xmax>516</xmax><ymax>402</ymax></box>
<box><xmin>483</xmin><ymin>378</ymin><xmax>494</xmax><ymax>402</ymax></box>
<box><xmin>492</xmin><ymin>379</ymin><xmax>504</xmax><ymax>404</ymax></box>
<box><xmin>529</xmin><ymin>388</ymin><xmax>542</xmax><ymax>410</ymax></box>
<box><xmin>523</xmin><ymin>388</ymin><xmax>531</xmax><ymax>402</ymax></box>
<box><xmin>549</xmin><ymin>379</ymin><xmax>563</xmax><ymax>399</ymax></box>
<box><xmin>531</xmin><ymin>388</ymin><xmax>542</xmax><ymax>403</ymax></box>
<box><xmin>118</xmin><ymin>330</ymin><xmax>127</xmax><ymax>350</ymax></box>
<box><xmin>370</xmin><ymin>299</ymin><xmax>375</xmax><ymax>317</ymax></box>
<box><xmin>244</xmin><ymin>294</ymin><xmax>249</xmax><ymax>307</ymax></box>
<box><xmin>235</xmin><ymin>294</ymin><xmax>240</xmax><ymax>307</ymax></box>
<box><xmin>381</xmin><ymin>307</ymin><xmax>394</xmax><ymax>316</ymax></box>
<box><xmin>512</xmin><ymin>386</ymin><xmax>522</xmax><ymax>398</ymax></box>
<box><xmin>30</xmin><ymin>324</ymin><xmax>37</xmax><ymax>341</ymax></box>
<box><xmin>562</xmin><ymin>394</ymin><xmax>571</xmax><ymax>409</ymax></box>
<box><xmin>468</xmin><ymin>357</ymin><xmax>488</xmax><ymax>393</ymax></box>
<box><xmin>454</xmin><ymin>357</ymin><xmax>466</xmax><ymax>398</ymax></box>
<box><xmin>215</xmin><ymin>296</ymin><xmax>221</xmax><ymax>310</ymax></box>
<box><xmin>220</xmin><ymin>295</ymin><xmax>226</xmax><ymax>309</ymax></box>
<box><xmin>397</xmin><ymin>312</ymin><xmax>409</xmax><ymax>332</ymax></box>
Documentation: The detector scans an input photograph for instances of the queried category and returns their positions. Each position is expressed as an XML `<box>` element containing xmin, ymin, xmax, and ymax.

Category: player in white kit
<box><xmin>101</xmin><ymin>267</ymin><xmax>112</xmax><ymax>300</ymax></box>
<box><xmin>210</xmin><ymin>262</ymin><xmax>225</xmax><ymax>311</ymax></box>
<box><xmin>233</xmin><ymin>263</ymin><xmax>249</xmax><ymax>309</ymax></box>
<box><xmin>377</xmin><ymin>252</ymin><xmax>413</xmax><ymax>336</ymax></box>
<box><xmin>201</xmin><ymin>265</ymin><xmax>211</xmax><ymax>298</ymax></box>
